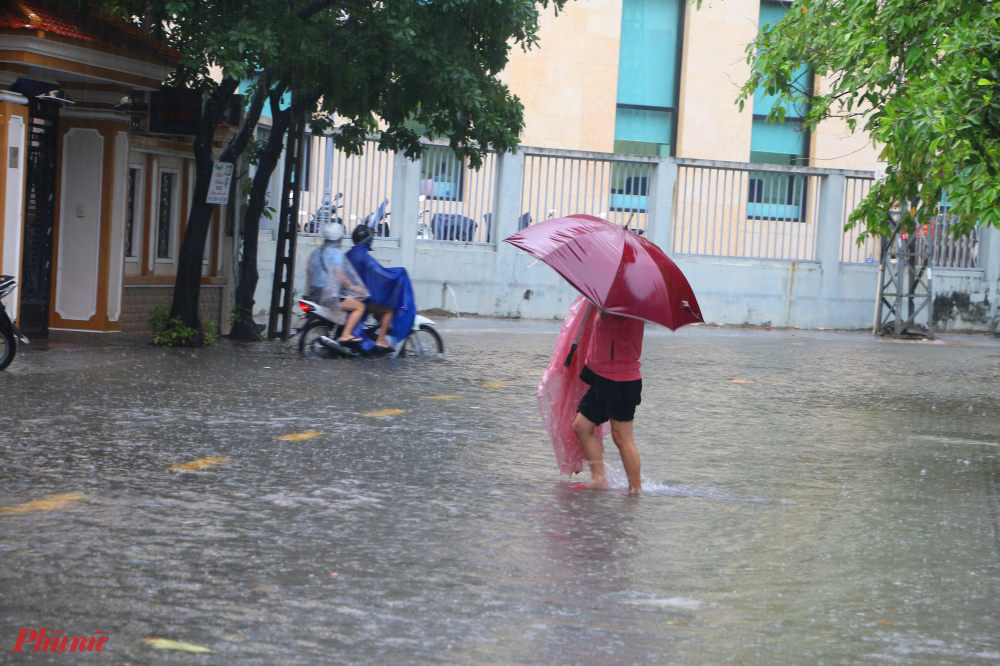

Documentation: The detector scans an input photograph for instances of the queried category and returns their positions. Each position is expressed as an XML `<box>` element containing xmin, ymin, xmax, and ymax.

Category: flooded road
<box><xmin>1</xmin><ymin>321</ymin><xmax>999</xmax><ymax>665</ymax></box>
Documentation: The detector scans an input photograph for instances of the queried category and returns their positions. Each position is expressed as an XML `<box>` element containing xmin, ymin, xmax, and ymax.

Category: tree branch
<box><xmin>219</xmin><ymin>72</ymin><xmax>272</xmax><ymax>164</ymax></box>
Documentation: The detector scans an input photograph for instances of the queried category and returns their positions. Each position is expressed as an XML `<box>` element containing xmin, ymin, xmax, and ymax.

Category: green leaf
<box><xmin>142</xmin><ymin>638</ymin><xmax>212</xmax><ymax>653</ymax></box>
<box><xmin>977</xmin><ymin>78</ymin><xmax>994</xmax><ymax>86</ymax></box>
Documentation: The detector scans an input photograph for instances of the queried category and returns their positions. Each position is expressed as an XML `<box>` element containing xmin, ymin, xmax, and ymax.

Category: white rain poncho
<box><xmin>305</xmin><ymin>241</ymin><xmax>369</xmax><ymax>325</ymax></box>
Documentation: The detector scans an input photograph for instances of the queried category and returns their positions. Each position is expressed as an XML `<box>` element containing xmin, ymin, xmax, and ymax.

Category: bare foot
<box><xmin>585</xmin><ymin>477</ymin><xmax>610</xmax><ymax>490</ymax></box>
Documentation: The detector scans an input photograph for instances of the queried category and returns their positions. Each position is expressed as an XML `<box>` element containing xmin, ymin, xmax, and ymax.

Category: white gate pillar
<box><xmin>646</xmin><ymin>158</ymin><xmax>677</xmax><ymax>254</ymax></box>
<box><xmin>816</xmin><ymin>173</ymin><xmax>846</xmax><ymax>297</ymax></box>
<box><xmin>391</xmin><ymin>151</ymin><xmax>421</xmax><ymax>273</ymax></box>
<box><xmin>492</xmin><ymin>149</ymin><xmax>525</xmax><ymax>314</ymax></box>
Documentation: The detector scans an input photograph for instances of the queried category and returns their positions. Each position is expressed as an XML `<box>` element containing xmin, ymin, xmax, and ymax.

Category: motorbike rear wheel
<box><xmin>299</xmin><ymin>319</ymin><xmax>334</xmax><ymax>359</ymax></box>
<box><xmin>400</xmin><ymin>325</ymin><xmax>444</xmax><ymax>359</ymax></box>
<box><xmin>0</xmin><ymin>326</ymin><xmax>16</xmax><ymax>371</ymax></box>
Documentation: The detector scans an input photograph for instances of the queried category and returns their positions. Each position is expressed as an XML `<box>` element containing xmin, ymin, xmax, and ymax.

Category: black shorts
<box><xmin>577</xmin><ymin>365</ymin><xmax>642</xmax><ymax>425</ymax></box>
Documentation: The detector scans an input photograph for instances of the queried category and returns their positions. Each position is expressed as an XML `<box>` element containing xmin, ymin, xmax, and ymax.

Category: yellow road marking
<box><xmin>276</xmin><ymin>431</ymin><xmax>322</xmax><ymax>441</ymax></box>
<box><xmin>142</xmin><ymin>638</ymin><xmax>211</xmax><ymax>653</ymax></box>
<box><xmin>167</xmin><ymin>457</ymin><xmax>230</xmax><ymax>472</ymax></box>
<box><xmin>423</xmin><ymin>395</ymin><xmax>461</xmax><ymax>400</ymax></box>
<box><xmin>0</xmin><ymin>493</ymin><xmax>86</xmax><ymax>515</ymax></box>
<box><xmin>362</xmin><ymin>409</ymin><xmax>406</xmax><ymax>417</ymax></box>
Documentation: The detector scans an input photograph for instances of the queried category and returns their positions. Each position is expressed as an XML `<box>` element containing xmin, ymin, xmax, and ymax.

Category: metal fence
<box><xmin>930</xmin><ymin>214</ymin><xmax>979</xmax><ymax>269</ymax></box>
<box><xmin>520</xmin><ymin>152</ymin><xmax>650</xmax><ymax>235</ymax></box>
<box><xmin>672</xmin><ymin>163</ymin><xmax>821</xmax><ymax>260</ymax></box>
<box><xmin>417</xmin><ymin>145</ymin><xmax>499</xmax><ymax>244</ymax></box>
<box><xmin>298</xmin><ymin>137</ymin><xmax>395</xmax><ymax>237</ymax></box>
<box><xmin>838</xmin><ymin>176</ymin><xmax>980</xmax><ymax>268</ymax></box>
<box><xmin>839</xmin><ymin>177</ymin><xmax>879</xmax><ymax>263</ymax></box>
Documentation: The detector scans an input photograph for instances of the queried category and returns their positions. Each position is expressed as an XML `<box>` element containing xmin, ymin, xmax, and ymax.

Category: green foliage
<box><xmin>146</xmin><ymin>300</ymin><xmax>217</xmax><ymax>347</ymax></box>
<box><xmin>200</xmin><ymin>318</ymin><xmax>220</xmax><ymax>346</ymax></box>
<box><xmin>728</xmin><ymin>0</ymin><xmax>1000</xmax><ymax>239</ymax></box>
<box><xmin>100</xmin><ymin>0</ymin><xmax>569</xmax><ymax>170</ymax></box>
<box><xmin>146</xmin><ymin>299</ymin><xmax>171</xmax><ymax>337</ymax></box>
<box><xmin>230</xmin><ymin>304</ymin><xmax>253</xmax><ymax>326</ymax></box>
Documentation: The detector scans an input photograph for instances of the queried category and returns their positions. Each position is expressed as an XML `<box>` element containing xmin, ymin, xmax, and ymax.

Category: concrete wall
<box><xmin>251</xmin><ymin>148</ymin><xmax>1000</xmax><ymax>333</ymax></box>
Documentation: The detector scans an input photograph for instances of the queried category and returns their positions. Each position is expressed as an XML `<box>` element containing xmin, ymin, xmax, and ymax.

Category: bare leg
<box><xmin>572</xmin><ymin>412</ymin><xmax>608</xmax><ymax>489</ymax></box>
<box><xmin>368</xmin><ymin>304</ymin><xmax>395</xmax><ymax>347</ymax></box>
<box><xmin>610</xmin><ymin>419</ymin><xmax>641</xmax><ymax>493</ymax></box>
<box><xmin>338</xmin><ymin>298</ymin><xmax>365</xmax><ymax>341</ymax></box>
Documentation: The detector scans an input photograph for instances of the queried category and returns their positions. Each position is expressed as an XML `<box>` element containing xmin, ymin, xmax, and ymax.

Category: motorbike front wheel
<box><xmin>399</xmin><ymin>325</ymin><xmax>444</xmax><ymax>359</ymax></box>
<box><xmin>0</xmin><ymin>326</ymin><xmax>16</xmax><ymax>371</ymax></box>
<box><xmin>299</xmin><ymin>319</ymin><xmax>334</xmax><ymax>359</ymax></box>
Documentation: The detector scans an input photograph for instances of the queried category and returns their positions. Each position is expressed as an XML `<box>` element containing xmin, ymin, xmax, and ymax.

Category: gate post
<box><xmin>979</xmin><ymin>226</ymin><xmax>1000</xmax><ymax>327</ymax></box>
<box><xmin>645</xmin><ymin>158</ymin><xmax>677</xmax><ymax>254</ymax></box>
<box><xmin>391</xmin><ymin>152</ymin><xmax>421</xmax><ymax>273</ymax></box>
<box><xmin>492</xmin><ymin>149</ymin><xmax>524</xmax><ymax>314</ymax></box>
<box><xmin>816</xmin><ymin>173</ymin><xmax>846</xmax><ymax>296</ymax></box>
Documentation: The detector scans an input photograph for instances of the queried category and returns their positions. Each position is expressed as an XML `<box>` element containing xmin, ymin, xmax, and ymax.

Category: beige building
<box><xmin>501</xmin><ymin>0</ymin><xmax>876</xmax><ymax>172</ymax></box>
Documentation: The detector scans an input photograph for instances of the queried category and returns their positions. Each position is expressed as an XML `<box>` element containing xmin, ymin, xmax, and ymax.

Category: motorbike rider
<box><xmin>346</xmin><ymin>224</ymin><xmax>395</xmax><ymax>348</ymax></box>
<box><xmin>346</xmin><ymin>224</ymin><xmax>418</xmax><ymax>349</ymax></box>
<box><xmin>305</xmin><ymin>221</ymin><xmax>369</xmax><ymax>347</ymax></box>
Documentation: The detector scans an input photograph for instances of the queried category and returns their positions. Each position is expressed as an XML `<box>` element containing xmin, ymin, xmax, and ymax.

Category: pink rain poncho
<box><xmin>537</xmin><ymin>295</ymin><xmax>611</xmax><ymax>475</ymax></box>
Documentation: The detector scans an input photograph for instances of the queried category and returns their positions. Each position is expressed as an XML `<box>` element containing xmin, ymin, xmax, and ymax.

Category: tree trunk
<box><xmin>169</xmin><ymin>78</ymin><xmax>239</xmax><ymax>343</ymax></box>
<box><xmin>167</xmin><ymin>75</ymin><xmax>270</xmax><ymax>345</ymax></box>
<box><xmin>228</xmin><ymin>99</ymin><xmax>293</xmax><ymax>341</ymax></box>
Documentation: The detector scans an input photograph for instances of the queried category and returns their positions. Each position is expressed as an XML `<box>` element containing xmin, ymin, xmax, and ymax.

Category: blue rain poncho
<box><xmin>345</xmin><ymin>243</ymin><xmax>417</xmax><ymax>343</ymax></box>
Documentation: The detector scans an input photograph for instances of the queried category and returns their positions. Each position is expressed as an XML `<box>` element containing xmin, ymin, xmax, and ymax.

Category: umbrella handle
<box><xmin>563</xmin><ymin>343</ymin><xmax>578</xmax><ymax>368</ymax></box>
<box><xmin>682</xmin><ymin>300</ymin><xmax>702</xmax><ymax>321</ymax></box>
<box><xmin>563</xmin><ymin>302</ymin><xmax>592</xmax><ymax>368</ymax></box>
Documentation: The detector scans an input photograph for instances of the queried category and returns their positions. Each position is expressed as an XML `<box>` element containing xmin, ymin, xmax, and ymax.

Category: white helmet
<box><xmin>322</xmin><ymin>222</ymin><xmax>345</xmax><ymax>242</ymax></box>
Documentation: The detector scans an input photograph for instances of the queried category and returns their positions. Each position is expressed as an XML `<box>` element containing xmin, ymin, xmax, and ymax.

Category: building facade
<box><xmin>501</xmin><ymin>0</ymin><xmax>877</xmax><ymax>172</ymax></box>
<box><xmin>0</xmin><ymin>0</ymin><xmax>233</xmax><ymax>341</ymax></box>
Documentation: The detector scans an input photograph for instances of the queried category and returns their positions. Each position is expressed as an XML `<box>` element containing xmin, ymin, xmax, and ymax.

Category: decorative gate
<box><xmin>18</xmin><ymin>98</ymin><xmax>59</xmax><ymax>338</ymax></box>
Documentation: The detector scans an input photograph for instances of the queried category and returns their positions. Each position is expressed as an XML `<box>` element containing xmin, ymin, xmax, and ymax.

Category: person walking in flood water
<box><xmin>572</xmin><ymin>311</ymin><xmax>645</xmax><ymax>492</ymax></box>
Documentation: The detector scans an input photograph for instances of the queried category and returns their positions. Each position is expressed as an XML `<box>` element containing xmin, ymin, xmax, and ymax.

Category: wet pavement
<box><xmin>1</xmin><ymin>320</ymin><xmax>999</xmax><ymax>665</ymax></box>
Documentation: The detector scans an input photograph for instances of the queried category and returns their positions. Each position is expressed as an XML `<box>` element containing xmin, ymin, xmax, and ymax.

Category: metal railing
<box><xmin>840</xmin><ymin>177</ymin><xmax>879</xmax><ymax>264</ymax></box>
<box><xmin>418</xmin><ymin>145</ymin><xmax>499</xmax><ymax>244</ymax></box>
<box><xmin>930</xmin><ymin>214</ymin><xmax>979</xmax><ymax>269</ymax></box>
<box><xmin>838</xmin><ymin>178</ymin><xmax>980</xmax><ymax>268</ymax></box>
<box><xmin>672</xmin><ymin>163</ymin><xmax>821</xmax><ymax>261</ymax></box>
<box><xmin>298</xmin><ymin>137</ymin><xmax>395</xmax><ymax>237</ymax></box>
<box><xmin>520</xmin><ymin>151</ymin><xmax>650</xmax><ymax>235</ymax></box>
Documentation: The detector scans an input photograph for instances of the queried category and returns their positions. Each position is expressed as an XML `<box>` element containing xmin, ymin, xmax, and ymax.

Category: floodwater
<box><xmin>1</xmin><ymin>321</ymin><xmax>998</xmax><ymax>665</ymax></box>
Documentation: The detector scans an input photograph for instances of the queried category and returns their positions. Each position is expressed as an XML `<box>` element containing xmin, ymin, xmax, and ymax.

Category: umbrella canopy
<box><xmin>504</xmin><ymin>214</ymin><xmax>703</xmax><ymax>330</ymax></box>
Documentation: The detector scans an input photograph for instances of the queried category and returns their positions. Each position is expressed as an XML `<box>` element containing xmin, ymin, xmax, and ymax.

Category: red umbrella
<box><xmin>505</xmin><ymin>214</ymin><xmax>703</xmax><ymax>351</ymax></box>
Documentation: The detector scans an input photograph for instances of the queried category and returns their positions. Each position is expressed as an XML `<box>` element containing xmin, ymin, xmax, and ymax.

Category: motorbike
<box><xmin>303</xmin><ymin>192</ymin><xmax>344</xmax><ymax>233</ymax></box>
<box><xmin>0</xmin><ymin>275</ymin><xmax>29</xmax><ymax>371</ymax></box>
<box><xmin>350</xmin><ymin>198</ymin><xmax>391</xmax><ymax>238</ymax></box>
<box><xmin>297</xmin><ymin>299</ymin><xmax>443</xmax><ymax>360</ymax></box>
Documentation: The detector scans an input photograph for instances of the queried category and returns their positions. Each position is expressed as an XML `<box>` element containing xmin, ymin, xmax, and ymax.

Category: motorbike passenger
<box><xmin>305</xmin><ymin>222</ymin><xmax>369</xmax><ymax>346</ymax></box>
<box><xmin>346</xmin><ymin>224</ymin><xmax>394</xmax><ymax>348</ymax></box>
<box><xmin>345</xmin><ymin>224</ymin><xmax>418</xmax><ymax>350</ymax></box>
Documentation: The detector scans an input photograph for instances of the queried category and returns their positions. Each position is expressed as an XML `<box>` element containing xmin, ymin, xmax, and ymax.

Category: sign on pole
<box><xmin>207</xmin><ymin>162</ymin><xmax>234</xmax><ymax>204</ymax></box>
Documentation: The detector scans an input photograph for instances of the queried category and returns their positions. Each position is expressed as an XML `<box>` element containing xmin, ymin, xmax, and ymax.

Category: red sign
<box><xmin>11</xmin><ymin>628</ymin><xmax>109</xmax><ymax>653</ymax></box>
